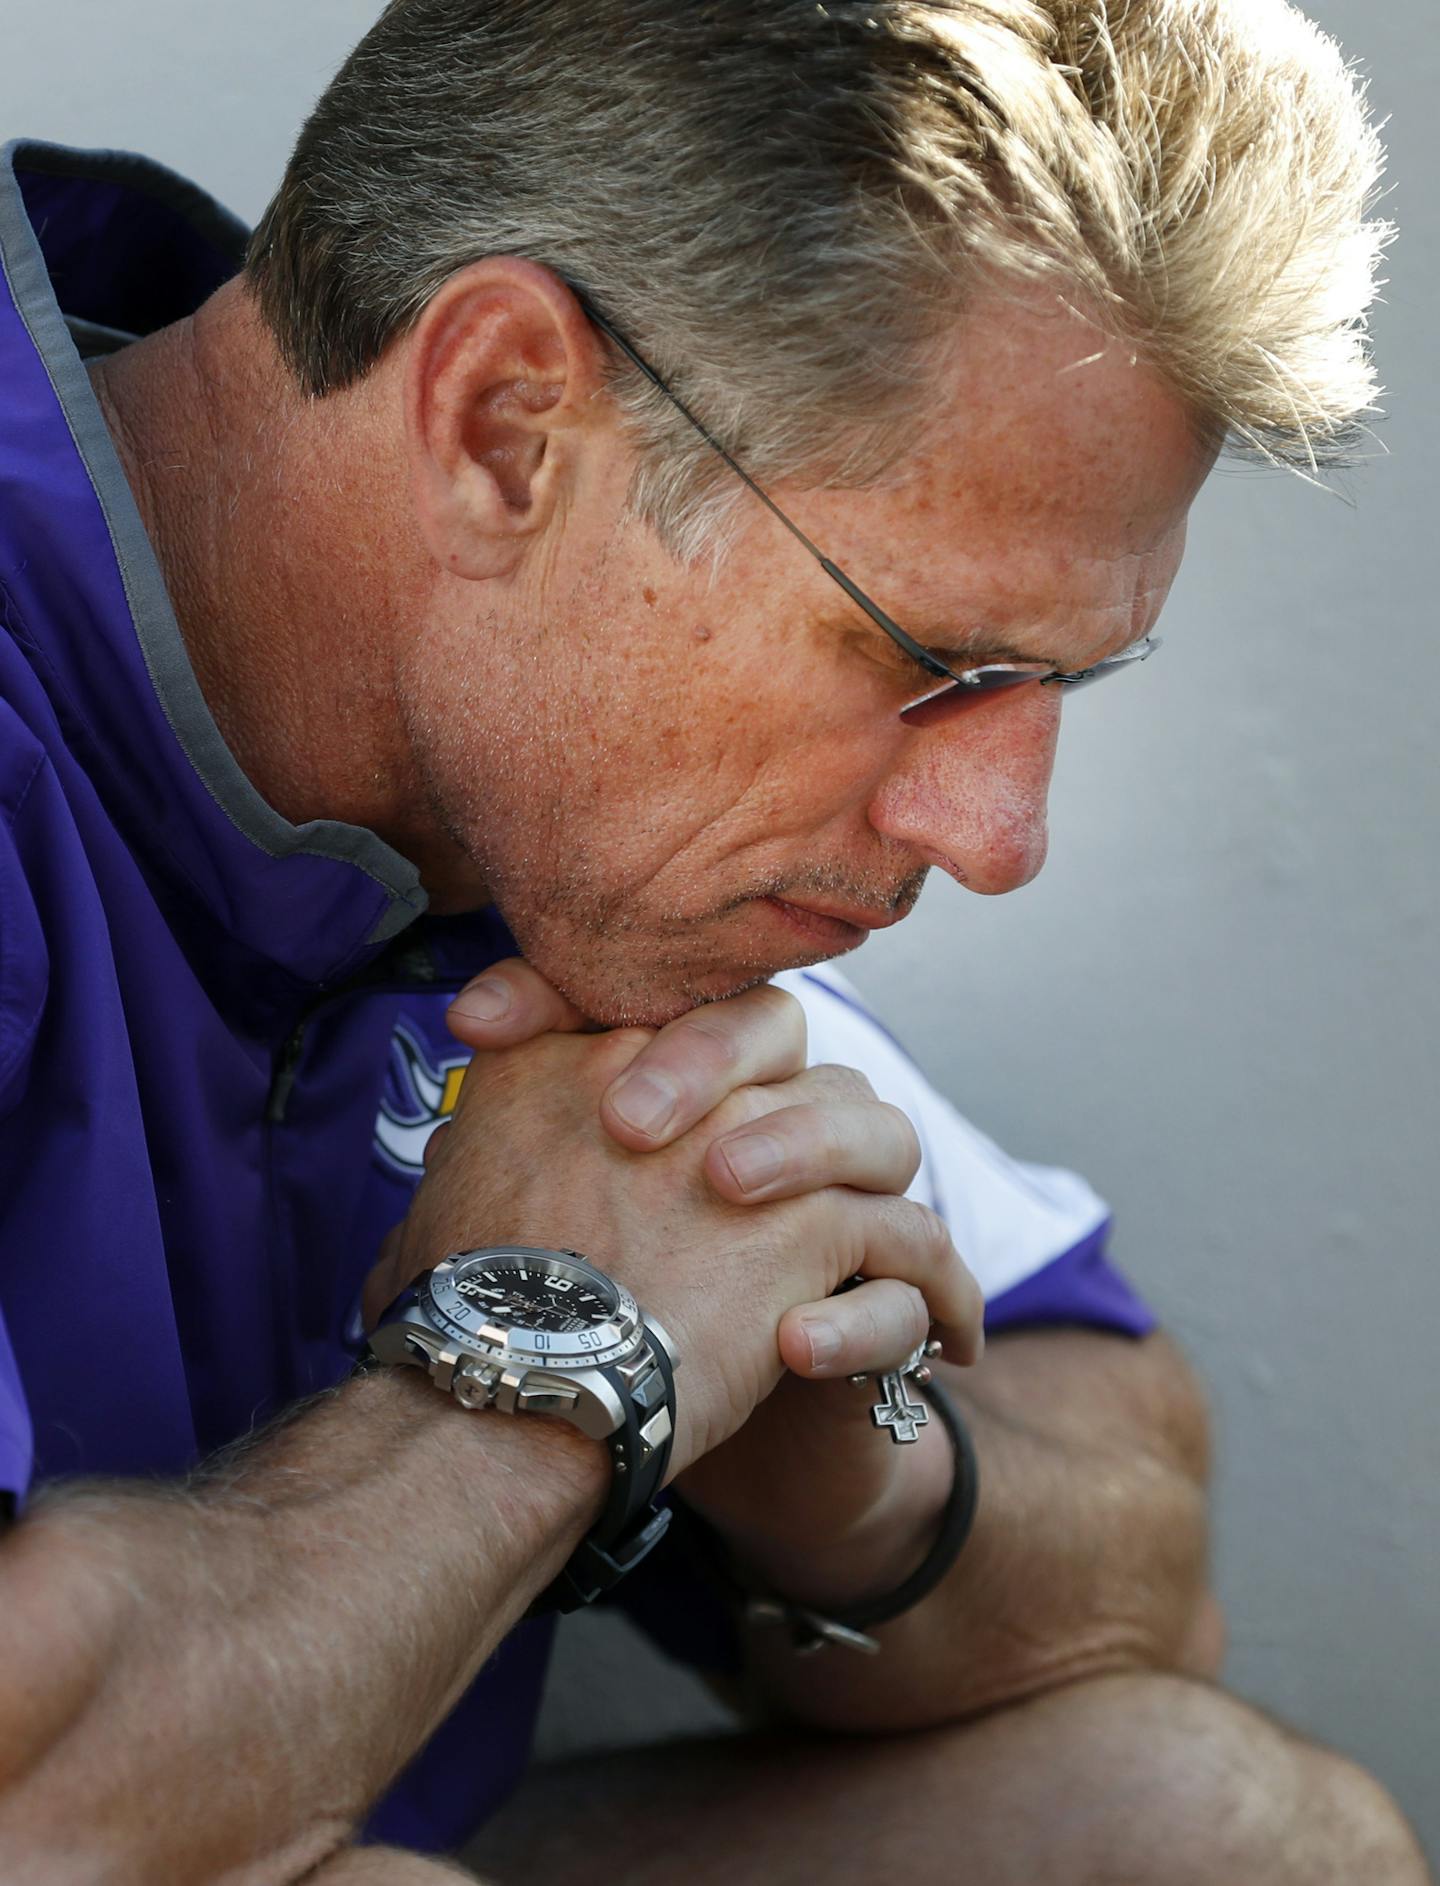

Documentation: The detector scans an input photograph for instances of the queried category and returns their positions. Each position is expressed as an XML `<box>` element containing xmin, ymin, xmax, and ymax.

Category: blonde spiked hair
<box><xmin>249</xmin><ymin>0</ymin><xmax>1390</xmax><ymax>555</ymax></box>
<box><xmin>921</xmin><ymin>0</ymin><xmax>1390</xmax><ymax>474</ymax></box>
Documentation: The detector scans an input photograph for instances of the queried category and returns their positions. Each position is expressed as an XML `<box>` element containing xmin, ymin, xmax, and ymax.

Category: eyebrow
<box><xmin>922</xmin><ymin>635</ymin><xmax>1055</xmax><ymax>668</ymax></box>
<box><xmin>893</xmin><ymin>620</ymin><xmax>1064</xmax><ymax>671</ymax></box>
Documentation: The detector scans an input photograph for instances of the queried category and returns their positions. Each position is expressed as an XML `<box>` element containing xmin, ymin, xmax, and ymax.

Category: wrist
<box><xmin>726</xmin><ymin>1408</ymin><xmax>955</xmax><ymax>1613</ymax></box>
<box><xmin>341</xmin><ymin>1366</ymin><xmax>612</xmax><ymax>1593</ymax></box>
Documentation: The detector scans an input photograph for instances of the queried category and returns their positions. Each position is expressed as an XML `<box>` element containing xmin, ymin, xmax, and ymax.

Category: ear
<box><xmin>402</xmin><ymin>257</ymin><xmax>604</xmax><ymax>581</ymax></box>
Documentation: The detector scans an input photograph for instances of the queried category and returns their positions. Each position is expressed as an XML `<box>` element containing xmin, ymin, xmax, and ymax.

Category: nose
<box><xmin>867</xmin><ymin>686</ymin><xmax>1060</xmax><ymax>895</ymax></box>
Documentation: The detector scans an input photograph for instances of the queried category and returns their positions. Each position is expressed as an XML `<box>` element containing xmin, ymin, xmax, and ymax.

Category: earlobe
<box><xmin>403</xmin><ymin>258</ymin><xmax>599</xmax><ymax>582</ymax></box>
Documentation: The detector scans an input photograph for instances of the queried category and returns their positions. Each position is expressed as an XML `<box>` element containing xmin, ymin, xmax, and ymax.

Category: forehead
<box><xmin>808</xmin><ymin>284</ymin><xmax>1217</xmax><ymax>630</ymax></box>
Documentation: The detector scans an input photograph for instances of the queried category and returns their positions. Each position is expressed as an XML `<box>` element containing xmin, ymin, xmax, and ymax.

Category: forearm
<box><xmin>733</xmin><ymin>1335</ymin><xmax>1212</xmax><ymax>1735</ymax></box>
<box><xmin>0</xmin><ymin>1369</ymin><xmax>607</xmax><ymax>1885</ymax></box>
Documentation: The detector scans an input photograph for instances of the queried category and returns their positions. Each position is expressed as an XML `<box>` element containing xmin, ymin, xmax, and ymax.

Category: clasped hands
<box><xmin>364</xmin><ymin>960</ymin><xmax>984</xmax><ymax>1604</ymax></box>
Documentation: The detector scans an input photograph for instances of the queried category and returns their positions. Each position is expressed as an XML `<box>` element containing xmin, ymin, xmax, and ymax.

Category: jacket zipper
<box><xmin>264</xmin><ymin>940</ymin><xmax>465</xmax><ymax>1125</ymax></box>
<box><xmin>266</xmin><ymin>1019</ymin><xmax>308</xmax><ymax>1124</ymax></box>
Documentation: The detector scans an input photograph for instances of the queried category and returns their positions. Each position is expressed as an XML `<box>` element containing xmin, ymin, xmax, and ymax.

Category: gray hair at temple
<box><xmin>246</xmin><ymin>0</ymin><xmax>1391</xmax><ymax>562</ymax></box>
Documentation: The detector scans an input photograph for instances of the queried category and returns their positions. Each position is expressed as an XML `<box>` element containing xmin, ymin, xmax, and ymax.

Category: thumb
<box><xmin>446</xmin><ymin>955</ymin><xmax>591</xmax><ymax>1050</ymax></box>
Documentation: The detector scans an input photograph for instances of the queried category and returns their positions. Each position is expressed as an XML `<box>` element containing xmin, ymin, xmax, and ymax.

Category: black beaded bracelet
<box><xmin>669</xmin><ymin>1374</ymin><xmax>979</xmax><ymax>1655</ymax></box>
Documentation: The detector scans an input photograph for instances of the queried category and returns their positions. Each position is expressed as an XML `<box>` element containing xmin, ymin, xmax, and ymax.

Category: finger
<box><xmin>828</xmin><ymin>1193</ymin><xmax>985</xmax><ymax>1366</ymax></box>
<box><xmin>600</xmin><ymin>981</ymin><xmax>807</xmax><ymax>1148</ymax></box>
<box><xmin>706</xmin><ymin>1099</ymin><xmax>921</xmax><ymax>1202</ymax></box>
<box><xmin>446</xmin><ymin>957</ymin><xmax>590</xmax><ymax>1049</ymax></box>
<box><xmin>778</xmin><ymin>1276</ymin><xmax>933</xmax><ymax>1379</ymax></box>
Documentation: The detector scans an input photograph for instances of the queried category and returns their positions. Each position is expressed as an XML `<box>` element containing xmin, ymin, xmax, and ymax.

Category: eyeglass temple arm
<box><xmin>583</xmin><ymin>300</ymin><xmax>1159</xmax><ymax>691</ymax></box>
<box><xmin>581</xmin><ymin>301</ymin><xmax>950</xmax><ymax>677</ymax></box>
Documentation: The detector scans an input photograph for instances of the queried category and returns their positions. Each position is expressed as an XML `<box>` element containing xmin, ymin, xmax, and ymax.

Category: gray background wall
<box><xmin>5</xmin><ymin>0</ymin><xmax>1434</xmax><ymax>1859</ymax></box>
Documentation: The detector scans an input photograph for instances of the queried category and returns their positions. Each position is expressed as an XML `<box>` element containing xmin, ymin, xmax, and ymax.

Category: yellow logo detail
<box><xmin>439</xmin><ymin>1064</ymin><xmax>469</xmax><ymax>1118</ymax></box>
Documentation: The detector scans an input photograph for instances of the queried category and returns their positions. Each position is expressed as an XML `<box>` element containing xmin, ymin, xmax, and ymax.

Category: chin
<box><xmin>500</xmin><ymin>917</ymin><xmax>779</xmax><ymax>1028</ymax></box>
<box><xmin>565</xmin><ymin>965</ymin><xmax>779</xmax><ymax>1030</ymax></box>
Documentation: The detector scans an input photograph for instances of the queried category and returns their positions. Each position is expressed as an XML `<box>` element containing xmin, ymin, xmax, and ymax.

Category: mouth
<box><xmin>760</xmin><ymin>896</ymin><xmax>907</xmax><ymax>950</ymax></box>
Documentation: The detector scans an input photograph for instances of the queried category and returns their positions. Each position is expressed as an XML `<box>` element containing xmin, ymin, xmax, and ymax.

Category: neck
<box><xmin>88</xmin><ymin>281</ymin><xmax>456</xmax><ymax>887</ymax></box>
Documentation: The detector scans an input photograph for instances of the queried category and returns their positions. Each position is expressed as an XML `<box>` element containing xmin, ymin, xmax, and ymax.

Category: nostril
<box><xmin>916</xmin><ymin>849</ymin><xmax>970</xmax><ymax>886</ymax></box>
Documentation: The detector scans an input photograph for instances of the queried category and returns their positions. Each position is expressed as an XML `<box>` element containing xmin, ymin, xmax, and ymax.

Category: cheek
<box><xmin>424</xmin><ymin>574</ymin><xmax>894</xmax><ymax>895</ymax></box>
<box><xmin>606</xmin><ymin>644</ymin><xmax>867</xmax><ymax>832</ymax></box>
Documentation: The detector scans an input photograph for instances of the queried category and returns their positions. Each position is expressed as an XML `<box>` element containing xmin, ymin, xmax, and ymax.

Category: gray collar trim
<box><xmin>0</xmin><ymin>140</ymin><xmax>426</xmax><ymax>946</ymax></box>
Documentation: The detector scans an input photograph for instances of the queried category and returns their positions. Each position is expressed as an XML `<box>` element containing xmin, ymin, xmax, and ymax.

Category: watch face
<box><xmin>424</xmin><ymin>1248</ymin><xmax>640</xmax><ymax>1367</ymax></box>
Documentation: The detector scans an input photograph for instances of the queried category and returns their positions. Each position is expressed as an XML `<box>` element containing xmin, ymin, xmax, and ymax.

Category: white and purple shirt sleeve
<box><xmin>772</xmin><ymin>965</ymin><xmax>1156</xmax><ymax>1340</ymax></box>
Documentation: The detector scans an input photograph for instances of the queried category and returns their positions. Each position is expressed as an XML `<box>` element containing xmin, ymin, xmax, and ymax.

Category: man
<box><xmin>0</xmin><ymin>1</ymin><xmax>1427</xmax><ymax>1882</ymax></box>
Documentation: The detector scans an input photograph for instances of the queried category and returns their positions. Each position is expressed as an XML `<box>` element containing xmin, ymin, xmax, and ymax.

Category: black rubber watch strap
<box><xmin>524</xmin><ymin>1326</ymin><xmax>677</xmax><ymax>1617</ymax></box>
<box><xmin>591</xmin><ymin>1338</ymin><xmax>677</xmax><ymax>1547</ymax></box>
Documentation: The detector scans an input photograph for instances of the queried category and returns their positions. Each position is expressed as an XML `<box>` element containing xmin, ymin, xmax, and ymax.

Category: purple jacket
<box><xmin>0</xmin><ymin>140</ymin><xmax>1153</xmax><ymax>1855</ymax></box>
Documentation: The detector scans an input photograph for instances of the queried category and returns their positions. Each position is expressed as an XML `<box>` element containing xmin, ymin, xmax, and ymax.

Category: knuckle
<box><xmin>909</xmin><ymin>1200</ymin><xmax>953</xmax><ymax>1260</ymax></box>
<box><xmin>833</xmin><ymin>1279</ymin><xmax>879</xmax><ymax>1348</ymax></box>
<box><xmin>881</xmin><ymin>1101</ymin><xmax>923</xmax><ymax>1167</ymax></box>
<box><xmin>812</xmin><ymin>1101</ymin><xmax>850</xmax><ymax>1161</ymax></box>
<box><xmin>710</xmin><ymin>1083</ymin><xmax>778</xmax><ymax>1135</ymax></box>
<box><xmin>900</xmin><ymin>1280</ymin><xmax>931</xmax><ymax>1338</ymax></box>
<box><xmin>586</xmin><ymin>1026</ymin><xmax>657</xmax><ymax>1085</ymax></box>
<box><xmin>858</xmin><ymin>1279</ymin><xmax>926</xmax><ymax>1351</ymax></box>
<box><xmin>824</xmin><ymin>1061</ymin><xmax>876</xmax><ymax>1102</ymax></box>
<box><xmin>606</xmin><ymin>1025</ymin><xmax>660</xmax><ymax>1056</ymax></box>
<box><xmin>858</xmin><ymin>1291</ymin><xmax>887</xmax><ymax>1349</ymax></box>
<box><xmin>675</xmin><ymin>982</ymin><xmax>808</xmax><ymax>1082</ymax></box>
<box><xmin>666</xmin><ymin>1008</ymin><xmax>745</xmax><ymax>1076</ymax></box>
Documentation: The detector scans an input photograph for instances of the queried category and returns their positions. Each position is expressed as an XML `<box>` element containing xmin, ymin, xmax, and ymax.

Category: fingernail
<box><xmin>719</xmin><ymin>1132</ymin><xmax>784</xmax><ymax>1194</ymax></box>
<box><xmin>802</xmin><ymin>1320</ymin><xmax>841</xmax><ymax>1368</ymax></box>
<box><xmin>451</xmin><ymin>977</ymin><xmax>511</xmax><ymax>1023</ymax></box>
<box><xmin>608</xmin><ymin>1069</ymin><xmax>679</xmax><ymax>1138</ymax></box>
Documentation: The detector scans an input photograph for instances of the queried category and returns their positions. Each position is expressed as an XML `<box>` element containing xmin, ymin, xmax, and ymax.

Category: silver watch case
<box><xmin>368</xmin><ymin>1247</ymin><xmax>681</xmax><ymax>1446</ymax></box>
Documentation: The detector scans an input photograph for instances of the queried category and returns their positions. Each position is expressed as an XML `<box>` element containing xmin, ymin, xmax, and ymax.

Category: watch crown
<box><xmin>453</xmin><ymin>1362</ymin><xmax>499</xmax><ymax>1410</ymax></box>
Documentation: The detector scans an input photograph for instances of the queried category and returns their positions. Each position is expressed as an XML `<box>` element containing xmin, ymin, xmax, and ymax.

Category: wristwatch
<box><xmin>365</xmin><ymin>1245</ymin><xmax>680</xmax><ymax>1615</ymax></box>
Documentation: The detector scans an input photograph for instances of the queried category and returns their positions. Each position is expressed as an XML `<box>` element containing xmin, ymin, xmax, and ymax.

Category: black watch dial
<box><xmin>424</xmin><ymin>1247</ymin><xmax>640</xmax><ymax>1366</ymax></box>
<box><xmin>455</xmin><ymin>1260</ymin><xmax>612</xmax><ymax>1333</ymax></box>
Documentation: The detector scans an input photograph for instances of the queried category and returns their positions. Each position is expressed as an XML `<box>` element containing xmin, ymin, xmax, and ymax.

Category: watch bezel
<box><xmin>421</xmin><ymin>1246</ymin><xmax>644</xmax><ymax>1371</ymax></box>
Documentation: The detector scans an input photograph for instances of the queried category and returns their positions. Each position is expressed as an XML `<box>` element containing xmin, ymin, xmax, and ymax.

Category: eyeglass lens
<box><xmin>900</xmin><ymin>668</ymin><xmax>1053</xmax><ymax>728</ymax></box>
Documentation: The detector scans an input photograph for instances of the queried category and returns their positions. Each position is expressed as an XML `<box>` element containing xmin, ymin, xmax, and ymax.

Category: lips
<box><xmin>774</xmin><ymin>898</ymin><xmax>907</xmax><ymax>932</ymax></box>
<box><xmin>761</xmin><ymin>896</ymin><xmax>909</xmax><ymax>950</ymax></box>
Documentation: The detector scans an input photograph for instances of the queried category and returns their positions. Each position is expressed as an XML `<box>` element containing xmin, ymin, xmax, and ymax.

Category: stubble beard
<box><xmin>406</xmin><ymin>702</ymin><xmax>932</xmax><ymax>1023</ymax></box>
<box><xmin>398</xmin><ymin>600</ymin><xmax>930</xmax><ymax>1025</ymax></box>
<box><xmin>483</xmin><ymin>855</ymin><xmax>932</xmax><ymax>1027</ymax></box>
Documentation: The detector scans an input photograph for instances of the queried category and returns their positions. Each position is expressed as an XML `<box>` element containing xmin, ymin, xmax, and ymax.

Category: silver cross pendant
<box><xmin>869</xmin><ymin>1364</ymin><xmax>930</xmax><ymax>1443</ymax></box>
<box><xmin>834</xmin><ymin>1276</ymin><xmax>944</xmax><ymax>1446</ymax></box>
<box><xmin>854</xmin><ymin>1335</ymin><xmax>943</xmax><ymax>1444</ymax></box>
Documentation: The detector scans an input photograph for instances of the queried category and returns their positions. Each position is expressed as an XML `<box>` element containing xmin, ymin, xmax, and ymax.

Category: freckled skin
<box><xmin>93</xmin><ymin>280</ymin><xmax>1217</xmax><ymax>1027</ymax></box>
<box><xmin>384</xmin><ymin>291</ymin><xmax>1214</xmax><ymax>1022</ymax></box>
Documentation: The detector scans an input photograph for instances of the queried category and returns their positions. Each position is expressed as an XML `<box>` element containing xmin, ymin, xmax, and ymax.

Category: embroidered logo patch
<box><xmin>373</xmin><ymin>1019</ymin><xmax>471</xmax><ymax>1178</ymax></box>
